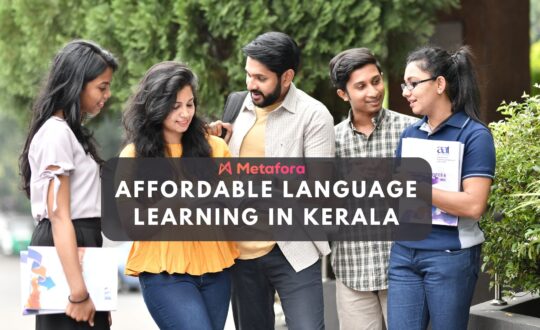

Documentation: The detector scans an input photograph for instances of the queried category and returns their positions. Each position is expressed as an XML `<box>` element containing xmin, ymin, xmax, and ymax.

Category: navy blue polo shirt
<box><xmin>396</xmin><ymin>111</ymin><xmax>496</xmax><ymax>250</ymax></box>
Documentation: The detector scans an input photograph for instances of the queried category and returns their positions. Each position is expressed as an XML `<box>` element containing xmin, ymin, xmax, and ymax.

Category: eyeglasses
<box><xmin>401</xmin><ymin>77</ymin><xmax>436</xmax><ymax>91</ymax></box>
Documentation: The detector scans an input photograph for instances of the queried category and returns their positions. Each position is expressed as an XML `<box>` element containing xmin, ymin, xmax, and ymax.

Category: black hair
<box><xmin>329</xmin><ymin>48</ymin><xmax>382</xmax><ymax>91</ymax></box>
<box><xmin>19</xmin><ymin>39</ymin><xmax>118</xmax><ymax>197</ymax></box>
<box><xmin>407</xmin><ymin>46</ymin><xmax>483</xmax><ymax>123</ymax></box>
<box><xmin>122</xmin><ymin>61</ymin><xmax>211</xmax><ymax>158</ymax></box>
<box><xmin>242</xmin><ymin>31</ymin><xmax>300</xmax><ymax>76</ymax></box>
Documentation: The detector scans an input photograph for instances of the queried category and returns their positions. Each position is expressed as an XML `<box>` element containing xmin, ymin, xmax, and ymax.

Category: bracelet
<box><xmin>68</xmin><ymin>292</ymin><xmax>90</xmax><ymax>304</ymax></box>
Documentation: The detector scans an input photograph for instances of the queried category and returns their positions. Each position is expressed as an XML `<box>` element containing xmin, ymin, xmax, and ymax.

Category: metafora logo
<box><xmin>218</xmin><ymin>162</ymin><xmax>233</xmax><ymax>175</ymax></box>
<box><xmin>218</xmin><ymin>161</ymin><xmax>305</xmax><ymax>175</ymax></box>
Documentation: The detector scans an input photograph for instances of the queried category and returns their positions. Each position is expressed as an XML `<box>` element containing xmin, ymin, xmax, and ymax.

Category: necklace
<box><xmin>427</xmin><ymin>119</ymin><xmax>438</xmax><ymax>131</ymax></box>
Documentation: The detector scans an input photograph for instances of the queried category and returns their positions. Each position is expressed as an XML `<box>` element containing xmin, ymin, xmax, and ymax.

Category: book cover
<box><xmin>20</xmin><ymin>246</ymin><xmax>117</xmax><ymax>315</ymax></box>
<box><xmin>402</xmin><ymin>138</ymin><xmax>464</xmax><ymax>226</ymax></box>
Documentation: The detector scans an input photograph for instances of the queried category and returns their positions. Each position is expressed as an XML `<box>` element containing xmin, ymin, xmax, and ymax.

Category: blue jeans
<box><xmin>231</xmin><ymin>245</ymin><xmax>325</xmax><ymax>330</ymax></box>
<box><xmin>139</xmin><ymin>270</ymin><xmax>230</xmax><ymax>330</ymax></box>
<box><xmin>387</xmin><ymin>243</ymin><xmax>481</xmax><ymax>330</ymax></box>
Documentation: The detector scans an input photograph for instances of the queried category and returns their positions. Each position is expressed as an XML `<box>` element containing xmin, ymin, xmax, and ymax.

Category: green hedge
<box><xmin>482</xmin><ymin>91</ymin><xmax>540</xmax><ymax>295</ymax></box>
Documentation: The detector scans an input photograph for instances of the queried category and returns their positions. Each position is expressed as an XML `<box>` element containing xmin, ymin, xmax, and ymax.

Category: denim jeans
<box><xmin>387</xmin><ymin>243</ymin><xmax>481</xmax><ymax>330</ymax></box>
<box><xmin>139</xmin><ymin>270</ymin><xmax>230</xmax><ymax>330</ymax></box>
<box><xmin>231</xmin><ymin>245</ymin><xmax>325</xmax><ymax>330</ymax></box>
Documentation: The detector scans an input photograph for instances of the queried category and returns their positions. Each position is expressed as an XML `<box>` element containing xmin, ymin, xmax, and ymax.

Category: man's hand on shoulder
<box><xmin>207</xmin><ymin>120</ymin><xmax>233</xmax><ymax>143</ymax></box>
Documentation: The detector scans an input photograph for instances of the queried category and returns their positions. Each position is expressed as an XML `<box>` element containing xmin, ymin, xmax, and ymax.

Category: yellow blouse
<box><xmin>121</xmin><ymin>135</ymin><xmax>239</xmax><ymax>276</ymax></box>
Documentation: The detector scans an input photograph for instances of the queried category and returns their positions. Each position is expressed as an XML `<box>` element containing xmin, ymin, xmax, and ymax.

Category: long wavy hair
<box><xmin>19</xmin><ymin>40</ymin><xmax>118</xmax><ymax>197</ymax></box>
<box><xmin>122</xmin><ymin>61</ymin><xmax>211</xmax><ymax>158</ymax></box>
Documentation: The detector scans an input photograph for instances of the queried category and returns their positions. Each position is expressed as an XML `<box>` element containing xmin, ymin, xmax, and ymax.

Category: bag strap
<box><xmin>222</xmin><ymin>91</ymin><xmax>248</xmax><ymax>123</ymax></box>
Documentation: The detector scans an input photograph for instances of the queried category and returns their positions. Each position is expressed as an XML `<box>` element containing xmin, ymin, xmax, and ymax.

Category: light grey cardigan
<box><xmin>228</xmin><ymin>83</ymin><xmax>336</xmax><ymax>272</ymax></box>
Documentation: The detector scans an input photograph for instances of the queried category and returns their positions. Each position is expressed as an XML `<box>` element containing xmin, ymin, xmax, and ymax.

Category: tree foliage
<box><xmin>483</xmin><ymin>91</ymin><xmax>540</xmax><ymax>295</ymax></box>
<box><xmin>0</xmin><ymin>0</ymin><xmax>458</xmax><ymax>212</ymax></box>
<box><xmin>531</xmin><ymin>41</ymin><xmax>540</xmax><ymax>95</ymax></box>
<box><xmin>0</xmin><ymin>0</ymin><xmax>458</xmax><ymax>121</ymax></box>
<box><xmin>0</xmin><ymin>109</ymin><xmax>30</xmax><ymax>212</ymax></box>
<box><xmin>532</xmin><ymin>0</ymin><xmax>540</xmax><ymax>43</ymax></box>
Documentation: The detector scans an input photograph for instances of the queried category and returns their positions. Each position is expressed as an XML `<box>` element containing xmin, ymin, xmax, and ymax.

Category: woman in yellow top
<box><xmin>120</xmin><ymin>61</ymin><xmax>238</xmax><ymax>330</ymax></box>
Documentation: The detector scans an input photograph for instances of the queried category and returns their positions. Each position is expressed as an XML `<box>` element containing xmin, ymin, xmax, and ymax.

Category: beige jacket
<box><xmin>228</xmin><ymin>83</ymin><xmax>335</xmax><ymax>272</ymax></box>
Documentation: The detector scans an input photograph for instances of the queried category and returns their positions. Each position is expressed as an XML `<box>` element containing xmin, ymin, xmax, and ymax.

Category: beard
<box><xmin>250</xmin><ymin>79</ymin><xmax>282</xmax><ymax>108</ymax></box>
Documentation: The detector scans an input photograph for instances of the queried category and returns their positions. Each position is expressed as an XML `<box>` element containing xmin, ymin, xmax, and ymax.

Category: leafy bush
<box><xmin>482</xmin><ymin>90</ymin><xmax>540</xmax><ymax>295</ymax></box>
<box><xmin>511</xmin><ymin>179</ymin><xmax>540</xmax><ymax>267</ymax></box>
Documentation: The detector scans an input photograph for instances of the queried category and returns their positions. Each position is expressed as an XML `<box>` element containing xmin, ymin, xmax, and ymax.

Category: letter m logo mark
<box><xmin>218</xmin><ymin>161</ymin><xmax>232</xmax><ymax>175</ymax></box>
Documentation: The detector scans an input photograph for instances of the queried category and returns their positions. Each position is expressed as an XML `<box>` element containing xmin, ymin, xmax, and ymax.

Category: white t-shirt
<box><xmin>29</xmin><ymin>116</ymin><xmax>100</xmax><ymax>221</ymax></box>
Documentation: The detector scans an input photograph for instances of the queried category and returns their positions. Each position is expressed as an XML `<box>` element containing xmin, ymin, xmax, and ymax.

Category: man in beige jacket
<box><xmin>213</xmin><ymin>31</ymin><xmax>335</xmax><ymax>330</ymax></box>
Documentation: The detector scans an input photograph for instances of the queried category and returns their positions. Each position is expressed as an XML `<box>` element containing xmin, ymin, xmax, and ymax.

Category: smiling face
<box><xmin>79</xmin><ymin>67</ymin><xmax>113</xmax><ymax>117</ymax></box>
<box><xmin>245</xmin><ymin>56</ymin><xmax>288</xmax><ymax>108</ymax></box>
<box><xmin>338</xmin><ymin>63</ymin><xmax>385</xmax><ymax>117</ymax></box>
<box><xmin>162</xmin><ymin>85</ymin><xmax>195</xmax><ymax>143</ymax></box>
<box><xmin>402</xmin><ymin>61</ymin><xmax>440</xmax><ymax>117</ymax></box>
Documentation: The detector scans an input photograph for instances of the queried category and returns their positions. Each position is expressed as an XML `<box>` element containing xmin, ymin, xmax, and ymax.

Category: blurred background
<box><xmin>0</xmin><ymin>0</ymin><xmax>537</xmax><ymax>328</ymax></box>
<box><xmin>0</xmin><ymin>0</ymin><xmax>537</xmax><ymax>217</ymax></box>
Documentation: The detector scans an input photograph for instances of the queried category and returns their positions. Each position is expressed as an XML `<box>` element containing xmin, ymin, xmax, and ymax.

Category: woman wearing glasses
<box><xmin>388</xmin><ymin>46</ymin><xmax>495</xmax><ymax>330</ymax></box>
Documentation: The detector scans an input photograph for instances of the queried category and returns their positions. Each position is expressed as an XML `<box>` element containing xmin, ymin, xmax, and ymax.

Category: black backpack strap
<box><xmin>222</xmin><ymin>91</ymin><xmax>248</xmax><ymax>123</ymax></box>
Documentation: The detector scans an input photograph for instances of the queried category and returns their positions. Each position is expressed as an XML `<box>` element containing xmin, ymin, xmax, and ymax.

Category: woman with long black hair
<box><xmin>20</xmin><ymin>40</ymin><xmax>118</xmax><ymax>329</ymax></box>
<box><xmin>120</xmin><ymin>61</ymin><xmax>238</xmax><ymax>330</ymax></box>
<box><xmin>388</xmin><ymin>46</ymin><xmax>496</xmax><ymax>330</ymax></box>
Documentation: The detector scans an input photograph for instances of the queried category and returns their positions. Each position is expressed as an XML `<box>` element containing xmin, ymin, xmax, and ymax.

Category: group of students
<box><xmin>19</xmin><ymin>31</ymin><xmax>495</xmax><ymax>330</ymax></box>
